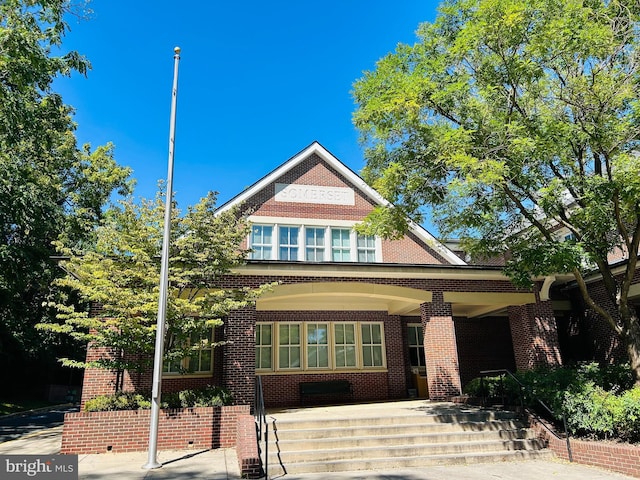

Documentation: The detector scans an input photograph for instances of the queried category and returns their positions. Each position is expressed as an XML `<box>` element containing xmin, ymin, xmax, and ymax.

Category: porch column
<box><xmin>420</xmin><ymin>294</ymin><xmax>462</xmax><ymax>400</ymax></box>
<box><xmin>508</xmin><ymin>294</ymin><xmax>562</xmax><ymax>371</ymax></box>
<box><xmin>386</xmin><ymin>315</ymin><xmax>408</xmax><ymax>399</ymax></box>
<box><xmin>223</xmin><ymin>304</ymin><xmax>256</xmax><ymax>407</ymax></box>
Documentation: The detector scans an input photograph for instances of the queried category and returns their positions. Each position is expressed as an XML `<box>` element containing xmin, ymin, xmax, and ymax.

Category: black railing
<box><xmin>255</xmin><ymin>375</ymin><xmax>269</xmax><ymax>478</ymax></box>
<box><xmin>480</xmin><ymin>369</ymin><xmax>573</xmax><ymax>462</ymax></box>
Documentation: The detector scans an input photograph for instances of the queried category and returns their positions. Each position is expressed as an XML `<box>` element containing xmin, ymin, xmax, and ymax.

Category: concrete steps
<box><xmin>263</xmin><ymin>405</ymin><xmax>551</xmax><ymax>476</ymax></box>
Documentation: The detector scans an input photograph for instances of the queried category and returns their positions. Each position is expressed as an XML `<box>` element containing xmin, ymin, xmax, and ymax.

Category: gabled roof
<box><xmin>217</xmin><ymin>141</ymin><xmax>466</xmax><ymax>266</ymax></box>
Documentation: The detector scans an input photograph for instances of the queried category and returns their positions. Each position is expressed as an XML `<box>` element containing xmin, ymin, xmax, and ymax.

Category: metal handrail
<box><xmin>480</xmin><ymin>369</ymin><xmax>573</xmax><ymax>462</ymax></box>
<box><xmin>254</xmin><ymin>375</ymin><xmax>268</xmax><ymax>478</ymax></box>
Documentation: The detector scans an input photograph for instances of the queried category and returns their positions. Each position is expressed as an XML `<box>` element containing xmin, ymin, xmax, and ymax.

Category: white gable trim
<box><xmin>217</xmin><ymin>141</ymin><xmax>466</xmax><ymax>266</ymax></box>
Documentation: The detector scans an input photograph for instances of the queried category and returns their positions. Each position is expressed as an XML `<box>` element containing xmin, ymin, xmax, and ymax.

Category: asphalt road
<box><xmin>0</xmin><ymin>404</ymin><xmax>78</xmax><ymax>442</ymax></box>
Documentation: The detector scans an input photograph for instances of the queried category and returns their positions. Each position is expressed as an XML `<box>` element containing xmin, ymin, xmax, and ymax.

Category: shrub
<box><xmin>83</xmin><ymin>385</ymin><xmax>232</xmax><ymax>412</ymax></box>
<box><xmin>563</xmin><ymin>382</ymin><xmax>617</xmax><ymax>439</ymax></box>
<box><xmin>162</xmin><ymin>385</ymin><xmax>233</xmax><ymax>409</ymax></box>
<box><xmin>613</xmin><ymin>387</ymin><xmax>640</xmax><ymax>443</ymax></box>
<box><xmin>84</xmin><ymin>392</ymin><xmax>151</xmax><ymax>412</ymax></box>
<box><xmin>463</xmin><ymin>363</ymin><xmax>639</xmax><ymax>443</ymax></box>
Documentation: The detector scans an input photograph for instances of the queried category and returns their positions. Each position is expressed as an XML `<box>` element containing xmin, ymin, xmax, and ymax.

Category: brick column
<box><xmin>421</xmin><ymin>294</ymin><xmax>462</xmax><ymax>400</ymax></box>
<box><xmin>508</xmin><ymin>295</ymin><xmax>562</xmax><ymax>371</ymax></box>
<box><xmin>223</xmin><ymin>305</ymin><xmax>256</xmax><ymax>408</ymax></box>
<box><xmin>385</xmin><ymin>315</ymin><xmax>408</xmax><ymax>399</ymax></box>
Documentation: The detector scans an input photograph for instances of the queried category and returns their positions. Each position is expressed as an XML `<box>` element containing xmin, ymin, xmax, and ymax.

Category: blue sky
<box><xmin>56</xmin><ymin>1</ymin><xmax>438</xmax><ymax>214</ymax></box>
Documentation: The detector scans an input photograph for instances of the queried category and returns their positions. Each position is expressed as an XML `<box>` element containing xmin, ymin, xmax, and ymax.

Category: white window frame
<box><xmin>247</xmin><ymin>217</ymin><xmax>383</xmax><ymax>263</ymax></box>
<box><xmin>305</xmin><ymin>226</ymin><xmax>326</xmax><ymax>262</ymax></box>
<box><xmin>279</xmin><ymin>225</ymin><xmax>300</xmax><ymax>261</ymax></box>
<box><xmin>250</xmin><ymin>224</ymin><xmax>273</xmax><ymax>260</ymax></box>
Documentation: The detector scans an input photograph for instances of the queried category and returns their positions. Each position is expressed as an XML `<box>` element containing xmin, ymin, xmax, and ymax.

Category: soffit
<box><xmin>257</xmin><ymin>282</ymin><xmax>432</xmax><ymax>315</ymax></box>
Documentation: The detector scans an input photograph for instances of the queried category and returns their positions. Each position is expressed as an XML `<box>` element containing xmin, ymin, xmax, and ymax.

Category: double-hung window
<box><xmin>257</xmin><ymin>321</ymin><xmax>385</xmax><ymax>372</ymax></box>
<box><xmin>331</xmin><ymin>228</ymin><xmax>351</xmax><ymax>261</ymax></box>
<box><xmin>251</xmin><ymin>225</ymin><xmax>273</xmax><ymax>259</ymax></box>
<box><xmin>279</xmin><ymin>226</ymin><xmax>299</xmax><ymax>260</ymax></box>
<box><xmin>305</xmin><ymin>227</ymin><xmax>325</xmax><ymax>261</ymax></box>
<box><xmin>163</xmin><ymin>329</ymin><xmax>214</xmax><ymax>375</ymax></box>
<box><xmin>306</xmin><ymin>323</ymin><xmax>329</xmax><ymax>368</ymax></box>
<box><xmin>357</xmin><ymin>234</ymin><xmax>376</xmax><ymax>262</ymax></box>
<box><xmin>278</xmin><ymin>324</ymin><xmax>301</xmax><ymax>369</ymax></box>
<box><xmin>334</xmin><ymin>323</ymin><xmax>357</xmax><ymax>368</ymax></box>
<box><xmin>361</xmin><ymin>323</ymin><xmax>384</xmax><ymax>367</ymax></box>
<box><xmin>255</xmin><ymin>324</ymin><xmax>273</xmax><ymax>370</ymax></box>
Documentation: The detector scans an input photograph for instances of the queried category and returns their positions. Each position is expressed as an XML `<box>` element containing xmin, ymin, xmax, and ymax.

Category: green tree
<box><xmin>353</xmin><ymin>0</ymin><xmax>640</xmax><ymax>384</ymax></box>
<box><xmin>0</xmin><ymin>0</ymin><xmax>132</xmax><ymax>389</ymax></box>
<box><xmin>39</xmin><ymin>191</ymin><xmax>271</xmax><ymax>392</ymax></box>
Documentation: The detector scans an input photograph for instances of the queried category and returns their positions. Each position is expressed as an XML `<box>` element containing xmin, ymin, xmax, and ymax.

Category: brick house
<box><xmin>79</xmin><ymin>141</ymin><xmax>635</xmax><ymax>409</ymax></box>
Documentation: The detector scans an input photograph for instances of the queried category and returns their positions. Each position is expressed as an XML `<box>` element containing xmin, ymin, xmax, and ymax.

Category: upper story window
<box><xmin>357</xmin><ymin>234</ymin><xmax>376</xmax><ymax>262</ymax></box>
<box><xmin>248</xmin><ymin>221</ymin><xmax>381</xmax><ymax>263</ymax></box>
<box><xmin>279</xmin><ymin>226</ymin><xmax>299</xmax><ymax>261</ymax></box>
<box><xmin>251</xmin><ymin>225</ymin><xmax>273</xmax><ymax>260</ymax></box>
<box><xmin>305</xmin><ymin>227</ymin><xmax>325</xmax><ymax>262</ymax></box>
<box><xmin>331</xmin><ymin>228</ymin><xmax>351</xmax><ymax>261</ymax></box>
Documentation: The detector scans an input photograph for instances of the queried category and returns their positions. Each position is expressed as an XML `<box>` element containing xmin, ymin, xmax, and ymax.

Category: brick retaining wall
<box><xmin>61</xmin><ymin>405</ymin><xmax>249</xmax><ymax>454</ymax></box>
<box><xmin>530</xmin><ymin>416</ymin><xmax>640</xmax><ymax>478</ymax></box>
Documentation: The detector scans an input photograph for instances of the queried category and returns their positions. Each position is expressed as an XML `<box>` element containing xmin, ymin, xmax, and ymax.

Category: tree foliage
<box><xmin>353</xmin><ymin>0</ymin><xmax>640</xmax><ymax>383</ymax></box>
<box><xmin>0</xmin><ymin>0</ymin><xmax>132</xmax><ymax>385</ymax></box>
<box><xmin>39</xmin><ymin>191</ymin><xmax>272</xmax><ymax>386</ymax></box>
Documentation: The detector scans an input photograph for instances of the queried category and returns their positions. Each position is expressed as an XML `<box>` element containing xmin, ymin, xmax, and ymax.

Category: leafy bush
<box><xmin>463</xmin><ymin>363</ymin><xmax>639</xmax><ymax>443</ymax></box>
<box><xmin>83</xmin><ymin>385</ymin><xmax>232</xmax><ymax>412</ymax></box>
<box><xmin>162</xmin><ymin>385</ymin><xmax>233</xmax><ymax>408</ymax></box>
<box><xmin>615</xmin><ymin>387</ymin><xmax>640</xmax><ymax>443</ymax></box>
<box><xmin>84</xmin><ymin>392</ymin><xmax>151</xmax><ymax>412</ymax></box>
<box><xmin>563</xmin><ymin>382</ymin><xmax>617</xmax><ymax>439</ymax></box>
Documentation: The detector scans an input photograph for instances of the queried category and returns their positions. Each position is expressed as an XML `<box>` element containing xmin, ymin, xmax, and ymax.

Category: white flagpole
<box><xmin>143</xmin><ymin>46</ymin><xmax>181</xmax><ymax>470</ymax></box>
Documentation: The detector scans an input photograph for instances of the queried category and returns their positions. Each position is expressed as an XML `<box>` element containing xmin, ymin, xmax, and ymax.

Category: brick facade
<box><xmin>77</xmin><ymin>142</ymin><xmax>618</xmax><ymax>419</ymax></box>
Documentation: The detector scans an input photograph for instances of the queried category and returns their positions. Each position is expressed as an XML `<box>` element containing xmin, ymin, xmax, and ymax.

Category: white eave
<box><xmin>216</xmin><ymin>141</ymin><xmax>467</xmax><ymax>266</ymax></box>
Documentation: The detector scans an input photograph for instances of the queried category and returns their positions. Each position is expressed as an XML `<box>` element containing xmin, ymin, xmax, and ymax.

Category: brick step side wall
<box><xmin>530</xmin><ymin>415</ymin><xmax>640</xmax><ymax>478</ymax></box>
<box><xmin>61</xmin><ymin>405</ymin><xmax>249</xmax><ymax>455</ymax></box>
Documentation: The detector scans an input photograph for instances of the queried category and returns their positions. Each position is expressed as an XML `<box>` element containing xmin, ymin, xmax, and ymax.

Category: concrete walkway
<box><xmin>0</xmin><ymin>400</ymin><xmax>636</xmax><ymax>479</ymax></box>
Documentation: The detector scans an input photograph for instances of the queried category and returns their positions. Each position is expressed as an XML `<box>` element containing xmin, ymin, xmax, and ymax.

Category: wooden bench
<box><xmin>299</xmin><ymin>380</ymin><xmax>352</xmax><ymax>404</ymax></box>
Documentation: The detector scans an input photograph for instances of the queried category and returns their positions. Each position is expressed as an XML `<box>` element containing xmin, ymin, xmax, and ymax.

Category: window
<box><xmin>163</xmin><ymin>329</ymin><xmax>214</xmax><ymax>375</ymax></box>
<box><xmin>255</xmin><ymin>324</ymin><xmax>273</xmax><ymax>370</ymax></box>
<box><xmin>251</xmin><ymin>225</ymin><xmax>272</xmax><ymax>259</ymax></box>
<box><xmin>279</xmin><ymin>226</ymin><xmax>299</xmax><ymax>260</ymax></box>
<box><xmin>248</xmin><ymin>222</ymin><xmax>381</xmax><ymax>262</ymax></box>
<box><xmin>407</xmin><ymin>324</ymin><xmax>425</xmax><ymax>369</ymax></box>
<box><xmin>278</xmin><ymin>324</ymin><xmax>301</xmax><ymax>369</ymax></box>
<box><xmin>334</xmin><ymin>323</ymin><xmax>357</xmax><ymax>368</ymax></box>
<box><xmin>331</xmin><ymin>228</ymin><xmax>351</xmax><ymax>261</ymax></box>
<box><xmin>257</xmin><ymin>321</ymin><xmax>385</xmax><ymax>372</ymax></box>
<box><xmin>357</xmin><ymin>234</ymin><xmax>376</xmax><ymax>262</ymax></box>
<box><xmin>305</xmin><ymin>227</ymin><xmax>325</xmax><ymax>261</ymax></box>
<box><xmin>361</xmin><ymin>323</ymin><xmax>384</xmax><ymax>367</ymax></box>
<box><xmin>306</xmin><ymin>323</ymin><xmax>329</xmax><ymax>368</ymax></box>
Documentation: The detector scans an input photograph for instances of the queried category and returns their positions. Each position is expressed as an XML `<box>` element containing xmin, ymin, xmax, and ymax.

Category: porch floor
<box><xmin>265</xmin><ymin>398</ymin><xmax>485</xmax><ymax>422</ymax></box>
